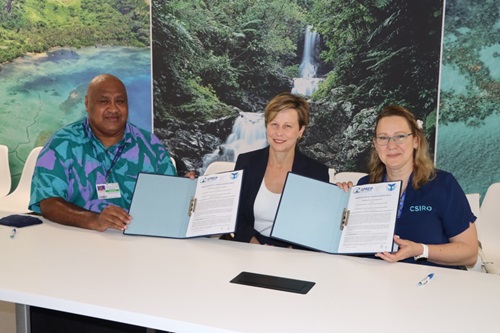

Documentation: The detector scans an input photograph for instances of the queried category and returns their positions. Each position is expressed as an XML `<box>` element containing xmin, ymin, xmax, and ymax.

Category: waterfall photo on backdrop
<box><xmin>152</xmin><ymin>0</ymin><xmax>444</xmax><ymax>174</ymax></box>
<box><xmin>4</xmin><ymin>0</ymin><xmax>496</xmax><ymax>199</ymax></box>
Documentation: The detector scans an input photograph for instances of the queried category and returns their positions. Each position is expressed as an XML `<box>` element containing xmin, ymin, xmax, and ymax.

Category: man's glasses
<box><xmin>374</xmin><ymin>133</ymin><xmax>413</xmax><ymax>146</ymax></box>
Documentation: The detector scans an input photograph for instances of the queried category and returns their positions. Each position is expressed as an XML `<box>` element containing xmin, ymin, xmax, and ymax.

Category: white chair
<box><xmin>478</xmin><ymin>183</ymin><xmax>500</xmax><ymax>274</ymax></box>
<box><xmin>465</xmin><ymin>193</ymin><xmax>487</xmax><ymax>272</ymax></box>
<box><xmin>0</xmin><ymin>146</ymin><xmax>43</xmax><ymax>213</ymax></box>
<box><xmin>333</xmin><ymin>172</ymin><xmax>368</xmax><ymax>184</ymax></box>
<box><xmin>170</xmin><ymin>156</ymin><xmax>177</xmax><ymax>171</ymax></box>
<box><xmin>0</xmin><ymin>145</ymin><xmax>11</xmax><ymax>197</ymax></box>
<box><xmin>328</xmin><ymin>168</ymin><xmax>336</xmax><ymax>183</ymax></box>
<box><xmin>203</xmin><ymin>161</ymin><xmax>235</xmax><ymax>175</ymax></box>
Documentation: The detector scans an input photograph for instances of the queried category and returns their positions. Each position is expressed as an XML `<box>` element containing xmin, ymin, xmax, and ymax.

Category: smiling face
<box><xmin>85</xmin><ymin>75</ymin><xmax>128</xmax><ymax>147</ymax></box>
<box><xmin>374</xmin><ymin>115</ymin><xmax>418</xmax><ymax>174</ymax></box>
<box><xmin>266</xmin><ymin>108</ymin><xmax>305</xmax><ymax>154</ymax></box>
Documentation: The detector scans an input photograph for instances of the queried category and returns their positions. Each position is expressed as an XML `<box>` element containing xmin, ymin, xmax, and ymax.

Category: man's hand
<box><xmin>184</xmin><ymin>170</ymin><xmax>197</xmax><ymax>179</ymax></box>
<box><xmin>40</xmin><ymin>197</ymin><xmax>131</xmax><ymax>232</ymax></box>
<box><xmin>94</xmin><ymin>205</ymin><xmax>132</xmax><ymax>231</ymax></box>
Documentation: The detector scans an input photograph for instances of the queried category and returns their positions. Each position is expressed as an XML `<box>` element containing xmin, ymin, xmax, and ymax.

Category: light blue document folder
<box><xmin>271</xmin><ymin>173</ymin><xmax>350</xmax><ymax>253</ymax></box>
<box><xmin>271</xmin><ymin>172</ymin><xmax>400</xmax><ymax>254</ymax></box>
<box><xmin>125</xmin><ymin>173</ymin><xmax>198</xmax><ymax>238</ymax></box>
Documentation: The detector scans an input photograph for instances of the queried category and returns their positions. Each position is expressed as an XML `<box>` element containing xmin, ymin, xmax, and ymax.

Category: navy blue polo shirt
<box><xmin>358</xmin><ymin>170</ymin><xmax>476</xmax><ymax>268</ymax></box>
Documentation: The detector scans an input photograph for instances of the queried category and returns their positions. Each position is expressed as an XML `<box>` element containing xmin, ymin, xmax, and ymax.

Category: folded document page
<box><xmin>271</xmin><ymin>172</ymin><xmax>401</xmax><ymax>254</ymax></box>
<box><xmin>125</xmin><ymin>170</ymin><xmax>243</xmax><ymax>238</ymax></box>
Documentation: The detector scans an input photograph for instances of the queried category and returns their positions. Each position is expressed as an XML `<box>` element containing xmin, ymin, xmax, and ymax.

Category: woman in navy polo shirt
<box><xmin>356</xmin><ymin>105</ymin><xmax>478</xmax><ymax>269</ymax></box>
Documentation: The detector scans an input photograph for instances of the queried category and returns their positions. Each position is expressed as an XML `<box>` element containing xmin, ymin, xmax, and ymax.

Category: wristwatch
<box><xmin>414</xmin><ymin>244</ymin><xmax>429</xmax><ymax>261</ymax></box>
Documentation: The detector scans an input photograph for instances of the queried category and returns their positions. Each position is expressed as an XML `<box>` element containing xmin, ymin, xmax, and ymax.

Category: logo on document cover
<box><xmin>386</xmin><ymin>183</ymin><xmax>397</xmax><ymax>191</ymax></box>
<box><xmin>353</xmin><ymin>186</ymin><xmax>373</xmax><ymax>194</ymax></box>
<box><xmin>201</xmin><ymin>175</ymin><xmax>218</xmax><ymax>183</ymax></box>
<box><xmin>230</xmin><ymin>172</ymin><xmax>239</xmax><ymax>179</ymax></box>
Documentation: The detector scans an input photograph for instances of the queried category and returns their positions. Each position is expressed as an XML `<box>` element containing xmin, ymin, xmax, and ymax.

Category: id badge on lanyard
<box><xmin>96</xmin><ymin>145</ymin><xmax>125</xmax><ymax>199</ymax></box>
<box><xmin>96</xmin><ymin>183</ymin><xmax>121</xmax><ymax>199</ymax></box>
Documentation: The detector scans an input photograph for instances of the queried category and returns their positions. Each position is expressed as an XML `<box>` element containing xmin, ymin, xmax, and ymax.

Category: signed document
<box><xmin>125</xmin><ymin>170</ymin><xmax>243</xmax><ymax>238</ymax></box>
<box><xmin>186</xmin><ymin>171</ymin><xmax>243</xmax><ymax>237</ymax></box>
<box><xmin>337</xmin><ymin>181</ymin><xmax>401</xmax><ymax>253</ymax></box>
<box><xmin>270</xmin><ymin>173</ymin><xmax>401</xmax><ymax>254</ymax></box>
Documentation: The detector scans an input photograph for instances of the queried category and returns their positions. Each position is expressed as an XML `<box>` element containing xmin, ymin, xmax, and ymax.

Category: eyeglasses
<box><xmin>374</xmin><ymin>133</ymin><xmax>413</xmax><ymax>146</ymax></box>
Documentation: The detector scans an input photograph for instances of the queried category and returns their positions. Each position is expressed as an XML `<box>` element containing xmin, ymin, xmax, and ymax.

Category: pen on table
<box><xmin>418</xmin><ymin>273</ymin><xmax>434</xmax><ymax>286</ymax></box>
<box><xmin>10</xmin><ymin>228</ymin><xmax>17</xmax><ymax>239</ymax></box>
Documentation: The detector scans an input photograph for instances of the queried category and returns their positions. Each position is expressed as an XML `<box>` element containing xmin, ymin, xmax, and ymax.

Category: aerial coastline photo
<box><xmin>436</xmin><ymin>0</ymin><xmax>500</xmax><ymax>198</ymax></box>
<box><xmin>0</xmin><ymin>0</ymin><xmax>498</xmax><ymax>198</ymax></box>
<box><xmin>0</xmin><ymin>0</ymin><xmax>151</xmax><ymax>187</ymax></box>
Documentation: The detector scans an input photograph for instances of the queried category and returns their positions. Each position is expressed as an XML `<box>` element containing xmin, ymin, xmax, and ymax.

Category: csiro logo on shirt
<box><xmin>409</xmin><ymin>205</ymin><xmax>433</xmax><ymax>212</ymax></box>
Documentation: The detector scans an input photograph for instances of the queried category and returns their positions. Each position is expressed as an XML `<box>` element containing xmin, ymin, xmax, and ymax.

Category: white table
<box><xmin>1</xmin><ymin>212</ymin><xmax>500</xmax><ymax>333</ymax></box>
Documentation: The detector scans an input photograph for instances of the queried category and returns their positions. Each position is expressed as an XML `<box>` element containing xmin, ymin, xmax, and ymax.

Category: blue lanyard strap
<box><xmin>397</xmin><ymin>189</ymin><xmax>406</xmax><ymax>219</ymax></box>
<box><xmin>105</xmin><ymin>145</ymin><xmax>126</xmax><ymax>183</ymax></box>
<box><xmin>383</xmin><ymin>174</ymin><xmax>409</xmax><ymax>219</ymax></box>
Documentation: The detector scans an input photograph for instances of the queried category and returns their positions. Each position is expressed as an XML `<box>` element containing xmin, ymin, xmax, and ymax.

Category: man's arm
<box><xmin>39</xmin><ymin>198</ymin><xmax>131</xmax><ymax>232</ymax></box>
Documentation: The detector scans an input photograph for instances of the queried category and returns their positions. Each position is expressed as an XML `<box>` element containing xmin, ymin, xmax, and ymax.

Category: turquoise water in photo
<box><xmin>479</xmin><ymin>44</ymin><xmax>500</xmax><ymax>81</ymax></box>
<box><xmin>438</xmin><ymin>42</ymin><xmax>500</xmax><ymax>198</ymax></box>
<box><xmin>436</xmin><ymin>114</ymin><xmax>500</xmax><ymax>200</ymax></box>
<box><xmin>0</xmin><ymin>46</ymin><xmax>151</xmax><ymax>189</ymax></box>
<box><xmin>437</xmin><ymin>1</ymin><xmax>500</xmax><ymax>201</ymax></box>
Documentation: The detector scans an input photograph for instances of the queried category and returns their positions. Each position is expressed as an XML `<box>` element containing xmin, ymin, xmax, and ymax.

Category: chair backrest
<box><xmin>328</xmin><ymin>168</ymin><xmax>336</xmax><ymax>183</ymax></box>
<box><xmin>333</xmin><ymin>172</ymin><xmax>368</xmax><ymax>184</ymax></box>
<box><xmin>466</xmin><ymin>193</ymin><xmax>481</xmax><ymax>224</ymax></box>
<box><xmin>0</xmin><ymin>146</ymin><xmax>43</xmax><ymax>213</ymax></box>
<box><xmin>0</xmin><ymin>145</ymin><xmax>11</xmax><ymax>197</ymax></box>
<box><xmin>203</xmin><ymin>161</ymin><xmax>235</xmax><ymax>175</ymax></box>
<box><xmin>170</xmin><ymin>156</ymin><xmax>177</xmax><ymax>171</ymax></box>
<box><xmin>465</xmin><ymin>193</ymin><xmax>484</xmax><ymax>272</ymax></box>
<box><xmin>479</xmin><ymin>183</ymin><xmax>500</xmax><ymax>274</ymax></box>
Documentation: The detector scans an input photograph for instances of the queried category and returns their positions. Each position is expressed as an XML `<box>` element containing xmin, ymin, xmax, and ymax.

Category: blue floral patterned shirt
<box><xmin>29</xmin><ymin>118</ymin><xmax>176</xmax><ymax>213</ymax></box>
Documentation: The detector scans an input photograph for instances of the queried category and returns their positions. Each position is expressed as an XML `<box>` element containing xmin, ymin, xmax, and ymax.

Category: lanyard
<box><xmin>105</xmin><ymin>145</ymin><xmax>125</xmax><ymax>183</ymax></box>
<box><xmin>397</xmin><ymin>189</ymin><xmax>407</xmax><ymax>219</ymax></box>
<box><xmin>383</xmin><ymin>174</ymin><xmax>409</xmax><ymax>219</ymax></box>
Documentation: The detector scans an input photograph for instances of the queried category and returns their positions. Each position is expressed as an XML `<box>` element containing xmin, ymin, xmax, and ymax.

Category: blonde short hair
<box><xmin>264</xmin><ymin>92</ymin><xmax>309</xmax><ymax>131</ymax></box>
